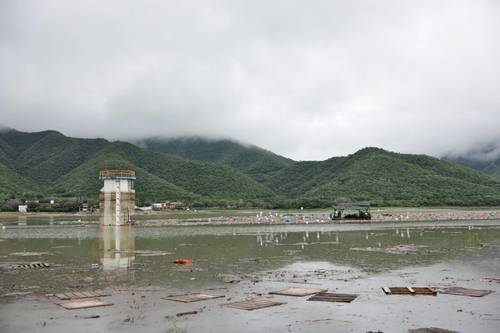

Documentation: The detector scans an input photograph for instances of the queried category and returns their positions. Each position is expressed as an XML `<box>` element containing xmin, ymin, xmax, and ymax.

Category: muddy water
<box><xmin>1</xmin><ymin>222</ymin><xmax>500</xmax><ymax>294</ymax></box>
<box><xmin>1</xmin><ymin>222</ymin><xmax>500</xmax><ymax>333</ymax></box>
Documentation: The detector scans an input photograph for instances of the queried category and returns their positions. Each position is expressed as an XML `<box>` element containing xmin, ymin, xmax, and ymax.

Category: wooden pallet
<box><xmin>54</xmin><ymin>290</ymin><xmax>110</xmax><ymax>300</ymax></box>
<box><xmin>382</xmin><ymin>287</ymin><xmax>437</xmax><ymax>296</ymax></box>
<box><xmin>269</xmin><ymin>287</ymin><xmax>327</xmax><ymax>297</ymax></box>
<box><xmin>307</xmin><ymin>292</ymin><xmax>358</xmax><ymax>303</ymax></box>
<box><xmin>440</xmin><ymin>287</ymin><xmax>493</xmax><ymax>297</ymax></box>
<box><xmin>162</xmin><ymin>293</ymin><xmax>225</xmax><ymax>303</ymax></box>
<box><xmin>15</xmin><ymin>262</ymin><xmax>50</xmax><ymax>269</ymax></box>
<box><xmin>225</xmin><ymin>298</ymin><xmax>285</xmax><ymax>311</ymax></box>
<box><xmin>57</xmin><ymin>299</ymin><xmax>113</xmax><ymax>310</ymax></box>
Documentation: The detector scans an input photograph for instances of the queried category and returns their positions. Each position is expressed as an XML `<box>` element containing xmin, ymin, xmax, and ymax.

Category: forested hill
<box><xmin>446</xmin><ymin>156</ymin><xmax>500</xmax><ymax>180</ymax></box>
<box><xmin>264</xmin><ymin>147</ymin><xmax>500</xmax><ymax>206</ymax></box>
<box><xmin>0</xmin><ymin>129</ymin><xmax>275</xmax><ymax>208</ymax></box>
<box><xmin>136</xmin><ymin>137</ymin><xmax>293</xmax><ymax>181</ymax></box>
<box><xmin>1</xmin><ymin>127</ymin><xmax>500</xmax><ymax>210</ymax></box>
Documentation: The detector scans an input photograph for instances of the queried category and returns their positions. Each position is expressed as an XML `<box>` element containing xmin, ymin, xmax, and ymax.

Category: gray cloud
<box><xmin>1</xmin><ymin>0</ymin><xmax>499</xmax><ymax>160</ymax></box>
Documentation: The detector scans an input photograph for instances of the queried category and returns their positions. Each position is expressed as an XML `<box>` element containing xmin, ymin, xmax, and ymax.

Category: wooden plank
<box><xmin>72</xmin><ymin>292</ymin><xmax>87</xmax><ymax>299</ymax></box>
<box><xmin>440</xmin><ymin>287</ymin><xmax>494</xmax><ymax>297</ymax></box>
<box><xmin>409</xmin><ymin>328</ymin><xmax>459</xmax><ymax>333</ymax></box>
<box><xmin>225</xmin><ymin>298</ymin><xmax>285</xmax><ymax>311</ymax></box>
<box><xmin>413</xmin><ymin>287</ymin><xmax>437</xmax><ymax>296</ymax></box>
<box><xmin>163</xmin><ymin>293</ymin><xmax>225</xmax><ymax>303</ymax></box>
<box><xmin>55</xmin><ymin>293</ymin><xmax>69</xmax><ymax>300</ymax></box>
<box><xmin>81</xmin><ymin>291</ymin><xmax>95</xmax><ymax>298</ymax></box>
<box><xmin>58</xmin><ymin>299</ymin><xmax>113</xmax><ymax>310</ymax></box>
<box><xmin>307</xmin><ymin>292</ymin><xmax>358</xmax><ymax>303</ymax></box>
<box><xmin>384</xmin><ymin>287</ymin><xmax>436</xmax><ymax>296</ymax></box>
<box><xmin>269</xmin><ymin>287</ymin><xmax>327</xmax><ymax>297</ymax></box>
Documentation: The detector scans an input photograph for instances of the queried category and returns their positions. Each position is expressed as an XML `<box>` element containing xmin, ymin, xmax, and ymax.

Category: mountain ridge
<box><xmin>1</xmin><ymin>128</ymin><xmax>500</xmax><ymax>209</ymax></box>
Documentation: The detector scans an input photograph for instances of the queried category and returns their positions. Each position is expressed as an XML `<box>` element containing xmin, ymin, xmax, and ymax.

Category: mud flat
<box><xmin>1</xmin><ymin>222</ymin><xmax>500</xmax><ymax>332</ymax></box>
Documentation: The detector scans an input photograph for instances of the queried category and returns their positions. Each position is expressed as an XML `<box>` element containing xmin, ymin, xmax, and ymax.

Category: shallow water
<box><xmin>1</xmin><ymin>221</ymin><xmax>500</xmax><ymax>294</ymax></box>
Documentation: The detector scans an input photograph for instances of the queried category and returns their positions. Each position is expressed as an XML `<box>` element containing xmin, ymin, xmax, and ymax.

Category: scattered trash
<box><xmin>52</xmin><ymin>290</ymin><xmax>111</xmax><ymax>300</ymax></box>
<box><xmin>57</xmin><ymin>299</ymin><xmax>113</xmax><ymax>310</ymax></box>
<box><xmin>176</xmin><ymin>310</ymin><xmax>199</xmax><ymax>317</ymax></box>
<box><xmin>440</xmin><ymin>287</ymin><xmax>493</xmax><ymax>297</ymax></box>
<box><xmin>269</xmin><ymin>287</ymin><xmax>326</xmax><ymax>297</ymax></box>
<box><xmin>408</xmin><ymin>328</ymin><xmax>458</xmax><ymax>333</ymax></box>
<box><xmin>173</xmin><ymin>259</ymin><xmax>193</xmax><ymax>266</ymax></box>
<box><xmin>307</xmin><ymin>292</ymin><xmax>358</xmax><ymax>303</ymax></box>
<box><xmin>82</xmin><ymin>315</ymin><xmax>101</xmax><ymax>319</ymax></box>
<box><xmin>225</xmin><ymin>298</ymin><xmax>286</xmax><ymax>311</ymax></box>
<box><xmin>162</xmin><ymin>293</ymin><xmax>225</xmax><ymax>303</ymax></box>
<box><xmin>14</xmin><ymin>262</ymin><xmax>50</xmax><ymax>269</ymax></box>
<box><xmin>382</xmin><ymin>287</ymin><xmax>437</xmax><ymax>296</ymax></box>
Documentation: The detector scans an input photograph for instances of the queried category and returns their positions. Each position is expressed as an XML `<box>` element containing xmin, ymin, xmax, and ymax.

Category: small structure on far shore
<box><xmin>18</xmin><ymin>205</ymin><xmax>28</xmax><ymax>213</ymax></box>
<box><xmin>99</xmin><ymin>167</ymin><xmax>136</xmax><ymax>226</ymax></box>
<box><xmin>330</xmin><ymin>202</ymin><xmax>371</xmax><ymax>221</ymax></box>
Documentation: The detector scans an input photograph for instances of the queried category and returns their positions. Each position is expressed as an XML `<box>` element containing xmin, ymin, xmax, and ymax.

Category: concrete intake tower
<box><xmin>99</xmin><ymin>168</ymin><xmax>136</xmax><ymax>226</ymax></box>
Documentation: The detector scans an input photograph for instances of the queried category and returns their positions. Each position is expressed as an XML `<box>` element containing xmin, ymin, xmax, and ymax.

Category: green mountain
<box><xmin>0</xmin><ymin>161</ymin><xmax>34</xmax><ymax>201</ymax></box>
<box><xmin>483</xmin><ymin>160</ymin><xmax>500</xmax><ymax>179</ymax></box>
<box><xmin>264</xmin><ymin>148</ymin><xmax>500</xmax><ymax>206</ymax></box>
<box><xmin>443</xmin><ymin>144</ymin><xmax>500</xmax><ymax>180</ymax></box>
<box><xmin>136</xmin><ymin>137</ymin><xmax>293</xmax><ymax>181</ymax></box>
<box><xmin>0</xmin><ymin>129</ymin><xmax>275</xmax><ymax>208</ymax></box>
<box><xmin>1</xmin><ymin>128</ymin><xmax>500</xmax><ymax>210</ymax></box>
<box><xmin>448</xmin><ymin>156</ymin><xmax>500</xmax><ymax>181</ymax></box>
<box><xmin>48</xmin><ymin>141</ymin><xmax>275</xmax><ymax>202</ymax></box>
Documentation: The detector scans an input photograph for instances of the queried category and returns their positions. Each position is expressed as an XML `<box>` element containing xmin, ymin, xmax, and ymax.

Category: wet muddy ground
<box><xmin>1</xmin><ymin>221</ymin><xmax>500</xmax><ymax>332</ymax></box>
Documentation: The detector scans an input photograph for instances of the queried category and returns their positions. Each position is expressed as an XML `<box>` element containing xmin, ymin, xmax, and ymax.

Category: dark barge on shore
<box><xmin>330</xmin><ymin>202</ymin><xmax>371</xmax><ymax>221</ymax></box>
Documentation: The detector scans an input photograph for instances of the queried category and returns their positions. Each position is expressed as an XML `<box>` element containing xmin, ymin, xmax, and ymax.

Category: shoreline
<box><xmin>1</xmin><ymin>207</ymin><xmax>500</xmax><ymax>227</ymax></box>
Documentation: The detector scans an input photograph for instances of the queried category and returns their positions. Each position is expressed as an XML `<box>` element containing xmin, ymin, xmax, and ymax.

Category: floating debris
<box><xmin>440</xmin><ymin>287</ymin><xmax>493</xmax><ymax>297</ymax></box>
<box><xmin>382</xmin><ymin>287</ymin><xmax>437</xmax><ymax>296</ymax></box>
<box><xmin>173</xmin><ymin>258</ymin><xmax>193</xmax><ymax>266</ymax></box>
<box><xmin>163</xmin><ymin>293</ymin><xmax>225</xmax><ymax>303</ymax></box>
<box><xmin>225</xmin><ymin>298</ymin><xmax>286</xmax><ymax>311</ymax></box>
<box><xmin>269</xmin><ymin>287</ymin><xmax>326</xmax><ymax>297</ymax></box>
<box><xmin>57</xmin><ymin>299</ymin><xmax>114</xmax><ymax>310</ymax></box>
<box><xmin>307</xmin><ymin>292</ymin><xmax>358</xmax><ymax>303</ymax></box>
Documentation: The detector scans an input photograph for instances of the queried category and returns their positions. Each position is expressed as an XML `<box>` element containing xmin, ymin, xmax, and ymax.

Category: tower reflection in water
<box><xmin>98</xmin><ymin>225</ymin><xmax>135</xmax><ymax>283</ymax></box>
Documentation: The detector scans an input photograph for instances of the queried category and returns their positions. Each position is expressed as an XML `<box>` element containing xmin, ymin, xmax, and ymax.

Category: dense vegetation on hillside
<box><xmin>444</xmin><ymin>145</ymin><xmax>500</xmax><ymax>181</ymax></box>
<box><xmin>448</xmin><ymin>156</ymin><xmax>500</xmax><ymax>181</ymax></box>
<box><xmin>136</xmin><ymin>137</ymin><xmax>293</xmax><ymax>181</ymax></box>
<box><xmin>2</xmin><ymin>128</ymin><xmax>500</xmax><ymax>211</ymax></box>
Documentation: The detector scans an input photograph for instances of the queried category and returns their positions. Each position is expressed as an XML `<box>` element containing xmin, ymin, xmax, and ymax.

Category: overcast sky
<box><xmin>1</xmin><ymin>0</ymin><xmax>499</xmax><ymax>161</ymax></box>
